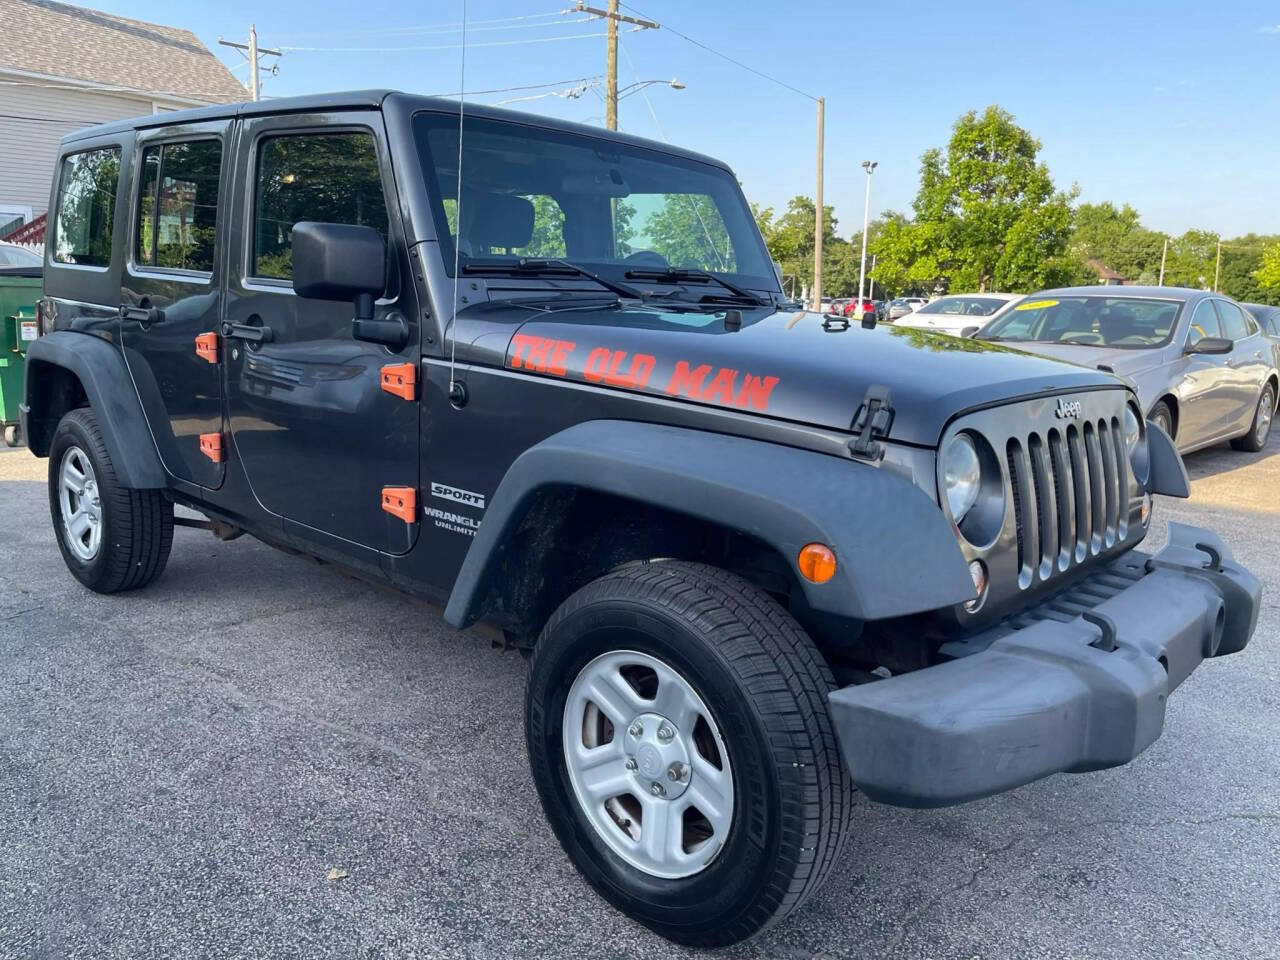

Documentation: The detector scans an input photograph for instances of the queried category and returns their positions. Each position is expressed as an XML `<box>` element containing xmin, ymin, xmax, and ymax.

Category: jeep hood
<box><xmin>463</xmin><ymin>304</ymin><xmax>1124</xmax><ymax>446</ymax></box>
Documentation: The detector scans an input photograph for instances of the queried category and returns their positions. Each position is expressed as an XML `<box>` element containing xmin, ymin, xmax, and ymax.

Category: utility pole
<box><xmin>575</xmin><ymin>2</ymin><xmax>659</xmax><ymax>131</ymax></box>
<box><xmin>868</xmin><ymin>253</ymin><xmax>877</xmax><ymax>300</ymax></box>
<box><xmin>219</xmin><ymin>24</ymin><xmax>281</xmax><ymax>102</ymax></box>
<box><xmin>1214</xmin><ymin>238</ymin><xmax>1222</xmax><ymax>291</ymax></box>
<box><xmin>1158</xmin><ymin>236</ymin><xmax>1168</xmax><ymax>286</ymax></box>
<box><xmin>813</xmin><ymin>97</ymin><xmax>824</xmax><ymax>311</ymax></box>
<box><xmin>855</xmin><ymin>161</ymin><xmax>877</xmax><ymax>321</ymax></box>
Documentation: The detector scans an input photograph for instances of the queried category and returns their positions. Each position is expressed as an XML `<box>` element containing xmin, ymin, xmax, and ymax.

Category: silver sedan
<box><xmin>977</xmin><ymin>286</ymin><xmax>1278</xmax><ymax>453</ymax></box>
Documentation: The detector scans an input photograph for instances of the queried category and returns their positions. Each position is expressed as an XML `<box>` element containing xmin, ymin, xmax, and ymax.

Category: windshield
<box><xmin>979</xmin><ymin>296</ymin><xmax>1182</xmax><ymax>348</ymax></box>
<box><xmin>413</xmin><ymin>112</ymin><xmax>775</xmax><ymax>293</ymax></box>
<box><xmin>915</xmin><ymin>295</ymin><xmax>1007</xmax><ymax>317</ymax></box>
<box><xmin>0</xmin><ymin>244</ymin><xmax>41</xmax><ymax>267</ymax></box>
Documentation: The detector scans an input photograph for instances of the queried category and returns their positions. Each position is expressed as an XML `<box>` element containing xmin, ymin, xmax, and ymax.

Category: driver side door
<box><xmin>1176</xmin><ymin>298</ymin><xmax>1233</xmax><ymax>445</ymax></box>
<box><xmin>222</xmin><ymin>111</ymin><xmax>420</xmax><ymax>556</ymax></box>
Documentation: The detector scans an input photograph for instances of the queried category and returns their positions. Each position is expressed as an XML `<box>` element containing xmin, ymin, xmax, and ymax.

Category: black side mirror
<box><xmin>292</xmin><ymin>222</ymin><xmax>407</xmax><ymax>348</ymax></box>
<box><xmin>1185</xmin><ymin>336</ymin><xmax>1233</xmax><ymax>356</ymax></box>
<box><xmin>960</xmin><ymin>325</ymin><xmax>980</xmax><ymax>338</ymax></box>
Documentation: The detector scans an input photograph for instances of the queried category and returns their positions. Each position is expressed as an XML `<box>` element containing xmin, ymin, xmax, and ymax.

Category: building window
<box><xmin>136</xmin><ymin>139</ymin><xmax>222</xmax><ymax>272</ymax></box>
<box><xmin>252</xmin><ymin>131</ymin><xmax>388</xmax><ymax>280</ymax></box>
<box><xmin>54</xmin><ymin>147</ymin><xmax>121</xmax><ymax>267</ymax></box>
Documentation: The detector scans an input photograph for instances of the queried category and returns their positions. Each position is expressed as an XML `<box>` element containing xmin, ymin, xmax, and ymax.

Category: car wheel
<box><xmin>48</xmin><ymin>408</ymin><xmax>174</xmax><ymax>593</ymax></box>
<box><xmin>1231</xmin><ymin>384</ymin><xmax>1275</xmax><ymax>452</ymax></box>
<box><xmin>1149</xmin><ymin>400</ymin><xmax>1174</xmax><ymax>440</ymax></box>
<box><xmin>525</xmin><ymin>561</ymin><xmax>852</xmax><ymax>947</ymax></box>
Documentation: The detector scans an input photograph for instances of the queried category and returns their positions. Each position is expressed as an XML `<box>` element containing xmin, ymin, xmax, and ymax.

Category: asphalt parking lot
<box><xmin>1</xmin><ymin>440</ymin><xmax>1278</xmax><ymax>960</ymax></box>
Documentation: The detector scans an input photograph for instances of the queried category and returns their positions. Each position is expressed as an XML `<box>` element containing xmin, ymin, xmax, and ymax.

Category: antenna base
<box><xmin>448</xmin><ymin>380</ymin><xmax>469</xmax><ymax>408</ymax></box>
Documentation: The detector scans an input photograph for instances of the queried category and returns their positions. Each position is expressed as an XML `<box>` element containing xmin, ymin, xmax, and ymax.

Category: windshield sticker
<box><xmin>505</xmin><ymin>334</ymin><xmax>781</xmax><ymax>412</ymax></box>
<box><xmin>1015</xmin><ymin>299</ymin><xmax>1059</xmax><ymax>311</ymax></box>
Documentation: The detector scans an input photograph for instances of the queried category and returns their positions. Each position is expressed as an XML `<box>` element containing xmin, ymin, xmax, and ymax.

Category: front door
<box><xmin>1178</xmin><ymin>298</ymin><xmax>1234</xmax><ymax>443</ymax></box>
<box><xmin>222</xmin><ymin>111</ymin><xmax>419</xmax><ymax>553</ymax></box>
<box><xmin>120</xmin><ymin>121</ymin><xmax>230</xmax><ymax>489</ymax></box>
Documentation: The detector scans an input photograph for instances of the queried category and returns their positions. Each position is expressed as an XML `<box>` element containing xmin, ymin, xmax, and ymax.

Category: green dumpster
<box><xmin>1</xmin><ymin>266</ymin><xmax>42</xmax><ymax>447</ymax></box>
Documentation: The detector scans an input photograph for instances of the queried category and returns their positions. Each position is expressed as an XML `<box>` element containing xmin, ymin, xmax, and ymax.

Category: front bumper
<box><xmin>829</xmin><ymin>522</ymin><xmax>1261</xmax><ymax>808</ymax></box>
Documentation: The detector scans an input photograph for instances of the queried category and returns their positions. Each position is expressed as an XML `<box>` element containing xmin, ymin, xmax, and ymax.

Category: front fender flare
<box><xmin>23</xmin><ymin>332</ymin><xmax>167</xmax><ymax>488</ymax></box>
<box><xmin>443</xmin><ymin>420</ymin><xmax>975</xmax><ymax>628</ymax></box>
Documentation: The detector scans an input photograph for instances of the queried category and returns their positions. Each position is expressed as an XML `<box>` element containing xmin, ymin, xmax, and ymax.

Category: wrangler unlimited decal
<box><xmin>506</xmin><ymin>333</ymin><xmax>780</xmax><ymax>411</ymax></box>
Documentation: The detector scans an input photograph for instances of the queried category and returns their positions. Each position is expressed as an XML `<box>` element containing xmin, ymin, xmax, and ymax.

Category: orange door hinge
<box><xmin>380</xmin><ymin>362</ymin><xmax>417</xmax><ymax>401</ymax></box>
<box><xmin>381</xmin><ymin>486</ymin><xmax>417</xmax><ymax>523</ymax></box>
<box><xmin>199</xmin><ymin>432</ymin><xmax>225</xmax><ymax>463</ymax></box>
<box><xmin>194</xmin><ymin>332</ymin><xmax>220</xmax><ymax>364</ymax></box>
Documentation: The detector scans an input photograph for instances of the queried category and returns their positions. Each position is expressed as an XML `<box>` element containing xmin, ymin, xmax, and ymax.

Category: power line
<box><xmin>275</xmin><ymin>10</ymin><xmax>569</xmax><ymax>40</ymax></box>
<box><xmin>430</xmin><ymin>76</ymin><xmax>603</xmax><ymax>99</ymax></box>
<box><xmin>618</xmin><ymin>2</ymin><xmax>817</xmax><ymax>101</ymax></box>
<box><xmin>280</xmin><ymin>32</ymin><xmax>605</xmax><ymax>53</ymax></box>
<box><xmin>278</xmin><ymin>16</ymin><xmax>593</xmax><ymax>41</ymax></box>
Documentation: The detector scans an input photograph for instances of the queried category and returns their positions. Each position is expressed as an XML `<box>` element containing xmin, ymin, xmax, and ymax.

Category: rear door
<box><xmin>120</xmin><ymin>121</ymin><xmax>230</xmax><ymax>489</ymax></box>
<box><xmin>222</xmin><ymin>110</ymin><xmax>420</xmax><ymax>554</ymax></box>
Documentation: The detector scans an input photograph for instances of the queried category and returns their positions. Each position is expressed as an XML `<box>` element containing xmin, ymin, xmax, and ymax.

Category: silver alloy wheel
<box><xmin>58</xmin><ymin>445</ymin><xmax>103</xmax><ymax>562</ymax></box>
<box><xmin>562</xmin><ymin>649</ymin><xmax>734</xmax><ymax>879</ymax></box>
<box><xmin>1257</xmin><ymin>388</ymin><xmax>1274</xmax><ymax>446</ymax></box>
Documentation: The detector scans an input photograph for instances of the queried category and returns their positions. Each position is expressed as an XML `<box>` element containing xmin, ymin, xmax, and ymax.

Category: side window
<box><xmin>53</xmin><ymin>146</ymin><xmax>122</xmax><ymax>266</ymax></box>
<box><xmin>252</xmin><ymin>131</ymin><xmax>388</xmax><ymax>280</ymax></box>
<box><xmin>1214</xmin><ymin>300</ymin><xmax>1249</xmax><ymax>341</ymax></box>
<box><xmin>1187</xmin><ymin>300</ymin><xmax>1221</xmax><ymax>346</ymax></box>
<box><xmin>135</xmin><ymin>139</ymin><xmax>222</xmax><ymax>272</ymax></box>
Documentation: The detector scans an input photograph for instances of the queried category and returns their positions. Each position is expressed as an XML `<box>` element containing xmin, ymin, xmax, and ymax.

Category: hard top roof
<box><xmin>60</xmin><ymin>90</ymin><xmax>731</xmax><ymax>171</ymax></box>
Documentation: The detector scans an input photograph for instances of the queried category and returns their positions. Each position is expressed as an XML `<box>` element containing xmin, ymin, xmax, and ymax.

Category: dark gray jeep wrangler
<box><xmin>22</xmin><ymin>90</ymin><xmax>1260</xmax><ymax>947</ymax></box>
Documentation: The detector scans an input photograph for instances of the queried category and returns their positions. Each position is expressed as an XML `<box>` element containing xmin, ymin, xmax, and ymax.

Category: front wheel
<box><xmin>1231</xmin><ymin>384</ymin><xmax>1275</xmax><ymax>452</ymax></box>
<box><xmin>1149</xmin><ymin>400</ymin><xmax>1174</xmax><ymax>440</ymax></box>
<box><xmin>525</xmin><ymin>561</ymin><xmax>852</xmax><ymax>947</ymax></box>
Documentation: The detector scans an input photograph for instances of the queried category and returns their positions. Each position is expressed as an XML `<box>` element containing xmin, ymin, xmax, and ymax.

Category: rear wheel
<box><xmin>48</xmin><ymin>408</ymin><xmax>173</xmax><ymax>593</ymax></box>
<box><xmin>1231</xmin><ymin>384</ymin><xmax>1275</xmax><ymax>452</ymax></box>
<box><xmin>525</xmin><ymin>561</ymin><xmax>852</xmax><ymax>947</ymax></box>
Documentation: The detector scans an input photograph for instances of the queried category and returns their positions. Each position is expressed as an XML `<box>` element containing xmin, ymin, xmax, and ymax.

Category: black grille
<box><xmin>1006</xmin><ymin>416</ymin><xmax>1128</xmax><ymax>590</ymax></box>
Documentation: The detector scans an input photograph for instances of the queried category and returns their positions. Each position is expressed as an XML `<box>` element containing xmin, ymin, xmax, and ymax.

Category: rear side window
<box><xmin>53</xmin><ymin>146</ymin><xmax>121</xmax><ymax>267</ymax></box>
<box><xmin>135</xmin><ymin>139</ymin><xmax>222</xmax><ymax>272</ymax></box>
<box><xmin>252</xmin><ymin>131</ymin><xmax>388</xmax><ymax>280</ymax></box>
<box><xmin>1214</xmin><ymin>301</ymin><xmax>1249</xmax><ymax>341</ymax></box>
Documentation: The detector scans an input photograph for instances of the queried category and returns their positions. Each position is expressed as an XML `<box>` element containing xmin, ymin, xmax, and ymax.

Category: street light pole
<box><xmin>813</xmin><ymin>97</ymin><xmax>824</xmax><ymax>311</ymax></box>
<box><xmin>854</xmin><ymin>160</ymin><xmax>877</xmax><ymax>321</ymax></box>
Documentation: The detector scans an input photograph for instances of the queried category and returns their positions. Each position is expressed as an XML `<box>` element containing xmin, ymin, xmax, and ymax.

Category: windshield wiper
<box><xmin>463</xmin><ymin>257</ymin><xmax>645</xmax><ymax>301</ymax></box>
<box><xmin>623</xmin><ymin>267</ymin><xmax>771</xmax><ymax>306</ymax></box>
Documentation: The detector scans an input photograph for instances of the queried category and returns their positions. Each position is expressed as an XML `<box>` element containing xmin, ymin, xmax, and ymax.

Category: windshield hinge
<box><xmin>848</xmin><ymin>385</ymin><xmax>894</xmax><ymax>462</ymax></box>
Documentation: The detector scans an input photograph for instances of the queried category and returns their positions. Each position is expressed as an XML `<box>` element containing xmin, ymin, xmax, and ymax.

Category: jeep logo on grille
<box><xmin>1055</xmin><ymin>398</ymin><xmax>1082</xmax><ymax>420</ymax></box>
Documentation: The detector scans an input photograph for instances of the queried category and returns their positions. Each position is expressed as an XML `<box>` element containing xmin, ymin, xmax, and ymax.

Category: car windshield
<box><xmin>979</xmin><ymin>296</ymin><xmax>1182</xmax><ymax>348</ymax></box>
<box><xmin>914</xmin><ymin>296</ymin><xmax>1007</xmax><ymax>316</ymax></box>
<box><xmin>0</xmin><ymin>244</ymin><xmax>41</xmax><ymax>267</ymax></box>
<box><xmin>413</xmin><ymin>112</ymin><xmax>776</xmax><ymax>297</ymax></box>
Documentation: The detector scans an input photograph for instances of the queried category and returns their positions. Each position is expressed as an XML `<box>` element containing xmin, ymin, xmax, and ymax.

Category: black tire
<box><xmin>1230</xmin><ymin>383</ymin><xmax>1275</xmax><ymax>452</ymax></box>
<box><xmin>1149</xmin><ymin>400</ymin><xmax>1174</xmax><ymax>440</ymax></box>
<box><xmin>48</xmin><ymin>408</ymin><xmax>173</xmax><ymax>593</ymax></box>
<box><xmin>525</xmin><ymin>561</ymin><xmax>852</xmax><ymax>947</ymax></box>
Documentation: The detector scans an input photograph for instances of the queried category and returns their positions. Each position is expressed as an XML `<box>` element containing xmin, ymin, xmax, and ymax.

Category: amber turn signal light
<box><xmin>797</xmin><ymin>543</ymin><xmax>837</xmax><ymax>584</ymax></box>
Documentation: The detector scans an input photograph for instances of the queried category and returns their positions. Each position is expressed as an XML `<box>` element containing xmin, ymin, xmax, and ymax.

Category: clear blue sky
<box><xmin>97</xmin><ymin>0</ymin><xmax>1280</xmax><ymax>239</ymax></box>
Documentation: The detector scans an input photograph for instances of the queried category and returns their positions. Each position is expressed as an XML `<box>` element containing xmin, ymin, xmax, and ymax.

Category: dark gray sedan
<box><xmin>978</xmin><ymin>286</ymin><xmax>1278</xmax><ymax>453</ymax></box>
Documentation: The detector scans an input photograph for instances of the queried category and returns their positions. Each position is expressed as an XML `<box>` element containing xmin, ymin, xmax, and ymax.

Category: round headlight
<box><xmin>943</xmin><ymin>434</ymin><xmax>982</xmax><ymax>523</ymax></box>
<box><xmin>1123</xmin><ymin>404</ymin><xmax>1141</xmax><ymax>451</ymax></box>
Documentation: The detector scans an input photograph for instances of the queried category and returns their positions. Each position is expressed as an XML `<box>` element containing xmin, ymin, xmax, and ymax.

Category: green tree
<box><xmin>1070</xmin><ymin>202</ymin><xmax>1165</xmax><ymax>282</ymax></box>
<box><xmin>645</xmin><ymin>194</ymin><xmax>735</xmax><ymax>271</ymax></box>
<box><xmin>870</xmin><ymin>105</ymin><xmax>1077</xmax><ymax>294</ymax></box>
<box><xmin>1255</xmin><ymin>241</ymin><xmax>1280</xmax><ymax>295</ymax></box>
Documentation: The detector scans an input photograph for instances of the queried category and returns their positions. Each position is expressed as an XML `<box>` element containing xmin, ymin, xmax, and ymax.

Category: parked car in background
<box><xmin>1244</xmin><ymin>302</ymin><xmax>1280</xmax><ymax>338</ymax></box>
<box><xmin>841</xmin><ymin>296</ymin><xmax>878</xmax><ymax>321</ymax></box>
<box><xmin>895</xmin><ymin>292</ymin><xmax>1022</xmax><ymax>336</ymax></box>
<box><xmin>887</xmin><ymin>297</ymin><xmax>928</xmax><ymax>320</ymax></box>
<box><xmin>978</xmin><ymin>286</ymin><xmax>1279</xmax><ymax>453</ymax></box>
<box><xmin>0</xmin><ymin>242</ymin><xmax>42</xmax><ymax>268</ymax></box>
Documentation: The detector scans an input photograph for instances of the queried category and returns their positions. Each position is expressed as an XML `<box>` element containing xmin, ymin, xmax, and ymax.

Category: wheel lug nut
<box><xmin>650</xmin><ymin>781</ymin><xmax>665</xmax><ymax>797</ymax></box>
<box><xmin>628</xmin><ymin>722</ymin><xmax>643</xmax><ymax>738</ymax></box>
<box><xmin>666</xmin><ymin>762</ymin><xmax>684</xmax><ymax>781</ymax></box>
<box><xmin>625</xmin><ymin>758</ymin><xmax>637</xmax><ymax>771</ymax></box>
<box><xmin>656</xmin><ymin>723</ymin><xmax>674</xmax><ymax>742</ymax></box>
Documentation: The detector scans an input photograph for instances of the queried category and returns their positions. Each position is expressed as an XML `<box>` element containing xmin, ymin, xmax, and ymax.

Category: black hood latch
<box><xmin>849</xmin><ymin>384</ymin><xmax>894</xmax><ymax>462</ymax></box>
